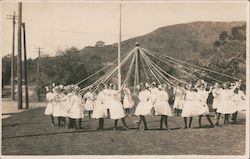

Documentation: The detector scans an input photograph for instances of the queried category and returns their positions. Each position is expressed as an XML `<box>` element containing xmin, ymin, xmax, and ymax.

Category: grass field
<box><xmin>2</xmin><ymin>101</ymin><xmax>246</xmax><ymax>155</ymax></box>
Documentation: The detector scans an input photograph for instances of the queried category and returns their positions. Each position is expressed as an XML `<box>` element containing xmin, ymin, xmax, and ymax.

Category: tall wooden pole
<box><xmin>135</xmin><ymin>43</ymin><xmax>141</xmax><ymax>85</ymax></box>
<box><xmin>17</xmin><ymin>2</ymin><xmax>22</xmax><ymax>109</ymax></box>
<box><xmin>22</xmin><ymin>22</ymin><xmax>29</xmax><ymax>109</ymax></box>
<box><xmin>37</xmin><ymin>47</ymin><xmax>41</xmax><ymax>102</ymax></box>
<box><xmin>118</xmin><ymin>3</ymin><xmax>122</xmax><ymax>98</ymax></box>
<box><xmin>35</xmin><ymin>47</ymin><xmax>43</xmax><ymax>102</ymax></box>
<box><xmin>11</xmin><ymin>12</ymin><xmax>16</xmax><ymax>100</ymax></box>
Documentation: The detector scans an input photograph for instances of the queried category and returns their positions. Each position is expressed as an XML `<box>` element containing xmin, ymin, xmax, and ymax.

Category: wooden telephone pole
<box><xmin>22</xmin><ymin>22</ymin><xmax>29</xmax><ymax>109</ymax></box>
<box><xmin>6</xmin><ymin>12</ymin><xmax>17</xmax><ymax>100</ymax></box>
<box><xmin>35</xmin><ymin>47</ymin><xmax>44</xmax><ymax>102</ymax></box>
<box><xmin>17</xmin><ymin>2</ymin><xmax>22</xmax><ymax>109</ymax></box>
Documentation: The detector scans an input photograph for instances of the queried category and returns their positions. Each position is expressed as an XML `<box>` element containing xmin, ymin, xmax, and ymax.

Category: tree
<box><xmin>219</xmin><ymin>31</ymin><xmax>228</xmax><ymax>43</ymax></box>
<box><xmin>2</xmin><ymin>55</ymin><xmax>11</xmax><ymax>87</ymax></box>
<box><xmin>213</xmin><ymin>40</ymin><xmax>221</xmax><ymax>48</ymax></box>
<box><xmin>231</xmin><ymin>26</ymin><xmax>245</xmax><ymax>41</ymax></box>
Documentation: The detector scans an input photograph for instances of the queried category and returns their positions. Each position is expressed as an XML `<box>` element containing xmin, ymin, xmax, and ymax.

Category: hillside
<box><xmin>2</xmin><ymin>21</ymin><xmax>246</xmax><ymax>88</ymax></box>
<box><xmin>78</xmin><ymin>21</ymin><xmax>245</xmax><ymax>62</ymax></box>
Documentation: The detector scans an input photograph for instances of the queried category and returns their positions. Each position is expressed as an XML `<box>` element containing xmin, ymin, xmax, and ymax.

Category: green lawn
<box><xmin>2</xmin><ymin>104</ymin><xmax>246</xmax><ymax>155</ymax></box>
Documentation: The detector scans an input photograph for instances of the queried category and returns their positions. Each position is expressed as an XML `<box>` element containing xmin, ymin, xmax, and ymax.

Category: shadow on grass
<box><xmin>2</xmin><ymin>125</ymin><xmax>139</xmax><ymax>140</ymax></box>
<box><xmin>2</xmin><ymin>128</ymin><xmax>110</xmax><ymax>140</ymax></box>
<box><xmin>2</xmin><ymin>121</ymin><xmax>49</xmax><ymax>127</ymax></box>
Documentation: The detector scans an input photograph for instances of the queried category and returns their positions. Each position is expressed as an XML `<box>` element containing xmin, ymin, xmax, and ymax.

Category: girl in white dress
<box><xmin>212</xmin><ymin>82</ymin><xmax>222</xmax><ymax>117</ymax></box>
<box><xmin>103</xmin><ymin>84</ymin><xmax>112</xmax><ymax>118</ymax></box>
<box><xmin>150</xmin><ymin>82</ymin><xmax>160</xmax><ymax>102</ymax></box>
<box><xmin>92</xmin><ymin>84</ymin><xmax>107</xmax><ymax>130</ymax></box>
<box><xmin>67</xmin><ymin>87</ymin><xmax>84</xmax><ymax>129</ymax></box>
<box><xmin>196</xmin><ymin>85</ymin><xmax>214</xmax><ymax>128</ymax></box>
<box><xmin>216</xmin><ymin>82</ymin><xmax>239</xmax><ymax>125</ymax></box>
<box><xmin>135</xmin><ymin>84</ymin><xmax>153</xmax><ymax>130</ymax></box>
<box><xmin>150</xmin><ymin>82</ymin><xmax>160</xmax><ymax>115</ymax></box>
<box><xmin>181</xmin><ymin>83</ymin><xmax>202</xmax><ymax>128</ymax></box>
<box><xmin>52</xmin><ymin>86</ymin><xmax>67</xmax><ymax>127</ymax></box>
<box><xmin>154</xmin><ymin>85</ymin><xmax>173</xmax><ymax>130</ymax></box>
<box><xmin>173</xmin><ymin>83</ymin><xmax>185</xmax><ymax>116</ymax></box>
<box><xmin>231</xmin><ymin>88</ymin><xmax>246</xmax><ymax>122</ymax></box>
<box><xmin>63</xmin><ymin>85</ymin><xmax>75</xmax><ymax>128</ymax></box>
<box><xmin>83</xmin><ymin>86</ymin><xmax>95</xmax><ymax>120</ymax></box>
<box><xmin>123</xmin><ymin>84</ymin><xmax>134</xmax><ymax>116</ymax></box>
<box><xmin>44</xmin><ymin>86</ymin><xmax>56</xmax><ymax>126</ymax></box>
<box><xmin>109</xmin><ymin>84</ymin><xmax>129</xmax><ymax>131</ymax></box>
<box><xmin>55</xmin><ymin>85</ymin><xmax>76</xmax><ymax>128</ymax></box>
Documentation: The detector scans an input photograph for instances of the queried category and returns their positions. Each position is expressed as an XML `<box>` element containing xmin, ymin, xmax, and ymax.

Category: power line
<box><xmin>24</xmin><ymin>27</ymin><xmax>210</xmax><ymax>42</ymax></box>
<box><xmin>26</xmin><ymin>27</ymin><xmax>136</xmax><ymax>38</ymax></box>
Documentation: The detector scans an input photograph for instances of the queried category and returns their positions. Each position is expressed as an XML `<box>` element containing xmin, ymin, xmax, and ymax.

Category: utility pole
<box><xmin>17</xmin><ymin>2</ymin><xmax>22</xmax><ymax>109</ymax></box>
<box><xmin>22</xmin><ymin>22</ymin><xmax>29</xmax><ymax>109</ymax></box>
<box><xmin>118</xmin><ymin>3</ymin><xmax>122</xmax><ymax>99</ymax></box>
<box><xmin>35</xmin><ymin>47</ymin><xmax>44</xmax><ymax>102</ymax></box>
<box><xmin>6</xmin><ymin>12</ymin><xmax>17</xmax><ymax>100</ymax></box>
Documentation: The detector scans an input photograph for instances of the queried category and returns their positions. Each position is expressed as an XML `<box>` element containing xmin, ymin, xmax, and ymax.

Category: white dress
<box><xmin>173</xmin><ymin>87</ymin><xmax>185</xmax><ymax>109</ymax></box>
<box><xmin>196</xmin><ymin>90</ymin><xmax>210</xmax><ymax>115</ymax></box>
<box><xmin>181</xmin><ymin>91</ymin><xmax>209</xmax><ymax>117</ymax></box>
<box><xmin>109</xmin><ymin>90</ymin><xmax>125</xmax><ymax>120</ymax></box>
<box><xmin>53</xmin><ymin>93</ymin><xmax>68</xmax><ymax>117</ymax></box>
<box><xmin>123</xmin><ymin>87</ymin><xmax>134</xmax><ymax>109</ymax></box>
<box><xmin>217</xmin><ymin>89</ymin><xmax>237</xmax><ymax>114</ymax></box>
<box><xmin>212</xmin><ymin>88</ymin><xmax>222</xmax><ymax>109</ymax></box>
<box><xmin>150</xmin><ymin>87</ymin><xmax>160</xmax><ymax>107</ymax></box>
<box><xmin>83</xmin><ymin>91</ymin><xmax>95</xmax><ymax>111</ymax></box>
<box><xmin>92</xmin><ymin>91</ymin><xmax>107</xmax><ymax>119</ymax></box>
<box><xmin>154</xmin><ymin>90</ymin><xmax>173</xmax><ymax>116</ymax></box>
<box><xmin>232</xmin><ymin>91</ymin><xmax>246</xmax><ymax>111</ymax></box>
<box><xmin>103</xmin><ymin>89</ymin><xmax>112</xmax><ymax>110</ymax></box>
<box><xmin>68</xmin><ymin>94</ymin><xmax>84</xmax><ymax>119</ymax></box>
<box><xmin>63</xmin><ymin>93</ymin><xmax>74</xmax><ymax>117</ymax></box>
<box><xmin>135</xmin><ymin>90</ymin><xmax>153</xmax><ymax>116</ymax></box>
<box><xmin>44</xmin><ymin>92</ymin><xmax>55</xmax><ymax>115</ymax></box>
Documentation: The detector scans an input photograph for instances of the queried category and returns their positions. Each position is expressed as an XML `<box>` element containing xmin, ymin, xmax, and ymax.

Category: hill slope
<box><xmin>79</xmin><ymin>21</ymin><xmax>245</xmax><ymax>62</ymax></box>
<box><xmin>2</xmin><ymin>21</ymin><xmax>246</xmax><ymax>88</ymax></box>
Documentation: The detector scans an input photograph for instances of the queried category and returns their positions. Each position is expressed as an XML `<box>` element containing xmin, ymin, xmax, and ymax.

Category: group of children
<box><xmin>44</xmin><ymin>79</ymin><xmax>246</xmax><ymax>131</ymax></box>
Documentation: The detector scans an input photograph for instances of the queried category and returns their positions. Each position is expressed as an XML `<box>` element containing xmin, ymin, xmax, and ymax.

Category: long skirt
<box><xmin>109</xmin><ymin>100</ymin><xmax>125</xmax><ymax>119</ymax></box>
<box><xmin>154</xmin><ymin>101</ymin><xmax>173</xmax><ymax>116</ymax></box>
<box><xmin>135</xmin><ymin>101</ymin><xmax>153</xmax><ymax>116</ymax></box>
<box><xmin>237</xmin><ymin>100</ymin><xmax>246</xmax><ymax>111</ymax></box>
<box><xmin>85</xmin><ymin>99</ymin><xmax>94</xmax><ymax>111</ymax></box>
<box><xmin>53</xmin><ymin>101</ymin><xmax>69</xmax><ymax>117</ymax></box>
<box><xmin>104</xmin><ymin>97</ymin><xmax>112</xmax><ymax>110</ymax></box>
<box><xmin>92</xmin><ymin>102</ymin><xmax>107</xmax><ymax>119</ymax></box>
<box><xmin>181</xmin><ymin>101</ymin><xmax>209</xmax><ymax>117</ymax></box>
<box><xmin>217</xmin><ymin>100</ymin><xmax>237</xmax><ymax>114</ymax></box>
<box><xmin>123</xmin><ymin>95</ymin><xmax>134</xmax><ymax>109</ymax></box>
<box><xmin>212</xmin><ymin>98</ymin><xmax>220</xmax><ymax>109</ymax></box>
<box><xmin>173</xmin><ymin>97</ymin><xmax>184</xmax><ymax>110</ymax></box>
<box><xmin>68</xmin><ymin>104</ymin><xmax>84</xmax><ymax>119</ymax></box>
<box><xmin>45</xmin><ymin>103</ymin><xmax>54</xmax><ymax>115</ymax></box>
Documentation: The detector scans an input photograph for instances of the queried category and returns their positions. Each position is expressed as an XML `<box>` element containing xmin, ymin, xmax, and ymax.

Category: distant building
<box><xmin>95</xmin><ymin>40</ymin><xmax>105</xmax><ymax>47</ymax></box>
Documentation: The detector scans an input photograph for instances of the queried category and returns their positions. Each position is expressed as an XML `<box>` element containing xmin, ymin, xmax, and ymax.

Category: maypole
<box><xmin>118</xmin><ymin>3</ymin><xmax>122</xmax><ymax>99</ymax></box>
<box><xmin>135</xmin><ymin>42</ymin><xmax>141</xmax><ymax>85</ymax></box>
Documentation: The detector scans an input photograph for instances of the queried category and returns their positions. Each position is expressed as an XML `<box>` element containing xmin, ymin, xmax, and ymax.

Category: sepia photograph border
<box><xmin>0</xmin><ymin>0</ymin><xmax>249</xmax><ymax>159</ymax></box>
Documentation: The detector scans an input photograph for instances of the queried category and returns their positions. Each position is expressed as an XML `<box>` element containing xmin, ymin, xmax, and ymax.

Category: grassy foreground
<box><xmin>2</xmin><ymin>104</ymin><xmax>246</xmax><ymax>155</ymax></box>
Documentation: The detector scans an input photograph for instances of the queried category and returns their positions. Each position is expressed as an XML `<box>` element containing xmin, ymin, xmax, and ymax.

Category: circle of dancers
<box><xmin>44</xmin><ymin>79</ymin><xmax>246</xmax><ymax>131</ymax></box>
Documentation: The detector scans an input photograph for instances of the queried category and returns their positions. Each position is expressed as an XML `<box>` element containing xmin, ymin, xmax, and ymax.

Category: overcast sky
<box><xmin>1</xmin><ymin>1</ymin><xmax>247</xmax><ymax>59</ymax></box>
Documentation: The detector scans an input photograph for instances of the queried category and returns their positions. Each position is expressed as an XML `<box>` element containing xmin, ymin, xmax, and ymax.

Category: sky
<box><xmin>1</xmin><ymin>1</ymin><xmax>248</xmax><ymax>59</ymax></box>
